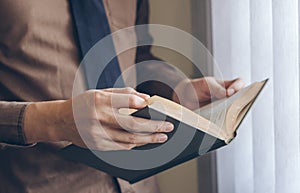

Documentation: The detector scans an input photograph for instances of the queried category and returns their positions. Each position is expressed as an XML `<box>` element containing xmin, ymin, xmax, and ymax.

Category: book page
<box><xmin>225</xmin><ymin>80</ymin><xmax>267</xmax><ymax>134</ymax></box>
<box><xmin>194</xmin><ymin>85</ymin><xmax>251</xmax><ymax>129</ymax></box>
<box><xmin>119</xmin><ymin>80</ymin><xmax>267</xmax><ymax>143</ymax></box>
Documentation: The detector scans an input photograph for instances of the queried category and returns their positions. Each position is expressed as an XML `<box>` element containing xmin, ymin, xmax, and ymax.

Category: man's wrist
<box><xmin>23</xmin><ymin>100</ymin><xmax>67</xmax><ymax>144</ymax></box>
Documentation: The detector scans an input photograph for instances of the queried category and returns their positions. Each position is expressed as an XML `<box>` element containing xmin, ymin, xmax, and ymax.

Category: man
<box><xmin>0</xmin><ymin>0</ymin><xmax>244</xmax><ymax>192</ymax></box>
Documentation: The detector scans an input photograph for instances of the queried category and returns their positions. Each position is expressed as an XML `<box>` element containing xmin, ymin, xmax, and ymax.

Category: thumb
<box><xmin>223</xmin><ymin>78</ymin><xmax>245</xmax><ymax>96</ymax></box>
<box><xmin>209</xmin><ymin>79</ymin><xmax>227</xmax><ymax>99</ymax></box>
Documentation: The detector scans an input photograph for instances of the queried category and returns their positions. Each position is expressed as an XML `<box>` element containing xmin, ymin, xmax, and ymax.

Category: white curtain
<box><xmin>211</xmin><ymin>0</ymin><xmax>300</xmax><ymax>193</ymax></box>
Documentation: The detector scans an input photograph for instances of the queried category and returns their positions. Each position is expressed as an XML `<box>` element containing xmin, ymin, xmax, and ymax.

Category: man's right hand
<box><xmin>23</xmin><ymin>87</ymin><xmax>174</xmax><ymax>151</ymax></box>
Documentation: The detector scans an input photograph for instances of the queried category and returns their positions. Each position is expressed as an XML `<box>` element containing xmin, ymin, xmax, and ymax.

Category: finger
<box><xmin>134</xmin><ymin>92</ymin><xmax>151</xmax><ymax>101</ymax></box>
<box><xmin>115</xmin><ymin>114</ymin><xmax>174</xmax><ymax>133</ymax></box>
<box><xmin>206</xmin><ymin>78</ymin><xmax>227</xmax><ymax>99</ymax></box>
<box><xmin>104</xmin><ymin>87</ymin><xmax>136</xmax><ymax>94</ymax></box>
<box><xmin>104</xmin><ymin>128</ymin><xmax>168</xmax><ymax>144</ymax></box>
<box><xmin>104</xmin><ymin>87</ymin><xmax>150</xmax><ymax>100</ymax></box>
<box><xmin>109</xmin><ymin>93</ymin><xmax>148</xmax><ymax>109</ymax></box>
<box><xmin>224</xmin><ymin>78</ymin><xmax>245</xmax><ymax>96</ymax></box>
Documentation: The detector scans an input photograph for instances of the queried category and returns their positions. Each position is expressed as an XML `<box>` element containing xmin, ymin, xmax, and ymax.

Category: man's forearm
<box><xmin>23</xmin><ymin>100</ymin><xmax>68</xmax><ymax>144</ymax></box>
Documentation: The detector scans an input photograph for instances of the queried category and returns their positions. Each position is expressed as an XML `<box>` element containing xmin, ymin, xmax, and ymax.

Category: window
<box><xmin>211</xmin><ymin>0</ymin><xmax>300</xmax><ymax>192</ymax></box>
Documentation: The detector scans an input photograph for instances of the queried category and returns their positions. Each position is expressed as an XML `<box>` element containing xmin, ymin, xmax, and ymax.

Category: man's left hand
<box><xmin>173</xmin><ymin>77</ymin><xmax>245</xmax><ymax>109</ymax></box>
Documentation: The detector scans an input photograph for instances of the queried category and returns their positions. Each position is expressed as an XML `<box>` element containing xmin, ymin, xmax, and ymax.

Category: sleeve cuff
<box><xmin>0</xmin><ymin>102</ymin><xmax>33</xmax><ymax>146</ymax></box>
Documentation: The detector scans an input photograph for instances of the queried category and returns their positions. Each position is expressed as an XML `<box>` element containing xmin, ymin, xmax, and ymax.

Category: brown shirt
<box><xmin>0</xmin><ymin>0</ymin><xmax>162</xmax><ymax>192</ymax></box>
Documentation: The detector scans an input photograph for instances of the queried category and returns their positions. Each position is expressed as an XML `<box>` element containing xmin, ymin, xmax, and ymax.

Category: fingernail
<box><xmin>158</xmin><ymin>134</ymin><xmax>168</xmax><ymax>142</ymax></box>
<box><xmin>141</xmin><ymin>94</ymin><xmax>151</xmax><ymax>99</ymax></box>
<box><xmin>227</xmin><ymin>88</ymin><xmax>235</xmax><ymax>96</ymax></box>
<box><xmin>163</xmin><ymin>123</ymin><xmax>174</xmax><ymax>132</ymax></box>
<box><xmin>135</xmin><ymin>97</ymin><xmax>147</xmax><ymax>105</ymax></box>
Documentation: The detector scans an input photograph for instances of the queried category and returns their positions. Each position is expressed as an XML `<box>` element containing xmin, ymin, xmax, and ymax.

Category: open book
<box><xmin>61</xmin><ymin>79</ymin><xmax>268</xmax><ymax>183</ymax></box>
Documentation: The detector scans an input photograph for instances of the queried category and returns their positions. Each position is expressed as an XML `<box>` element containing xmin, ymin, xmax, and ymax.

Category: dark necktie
<box><xmin>69</xmin><ymin>0</ymin><xmax>124</xmax><ymax>192</ymax></box>
<box><xmin>69</xmin><ymin>0</ymin><xmax>124</xmax><ymax>89</ymax></box>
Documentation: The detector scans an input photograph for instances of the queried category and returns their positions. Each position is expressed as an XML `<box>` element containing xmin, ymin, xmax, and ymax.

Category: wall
<box><xmin>149</xmin><ymin>0</ymin><xmax>194</xmax><ymax>78</ymax></box>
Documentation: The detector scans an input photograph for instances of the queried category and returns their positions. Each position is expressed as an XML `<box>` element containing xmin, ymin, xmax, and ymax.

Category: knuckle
<box><xmin>90</xmin><ymin>131</ymin><xmax>101</xmax><ymax>141</ymax></box>
<box><xmin>128</xmin><ymin>95</ymin><xmax>138</xmax><ymax>107</ymax></box>
<box><xmin>128</xmin><ymin>134</ymin><xmax>138</xmax><ymax>143</ymax></box>
<box><xmin>125</xmin><ymin>87</ymin><xmax>135</xmax><ymax>93</ymax></box>
<box><xmin>205</xmin><ymin>77</ymin><xmax>214</xmax><ymax>83</ymax></box>
<box><xmin>94</xmin><ymin>90</ymin><xmax>110</xmax><ymax>104</ymax></box>
<box><xmin>126</xmin><ymin>120</ymin><xmax>136</xmax><ymax>132</ymax></box>
<box><xmin>232</xmin><ymin>78</ymin><xmax>244</xmax><ymax>90</ymax></box>
<box><xmin>236</xmin><ymin>77</ymin><xmax>242</xmax><ymax>82</ymax></box>
<box><xmin>108</xmin><ymin>114</ymin><xmax>118</xmax><ymax>125</ymax></box>
<box><xmin>217</xmin><ymin>87</ymin><xmax>226</xmax><ymax>95</ymax></box>
<box><xmin>199</xmin><ymin>78</ymin><xmax>209</xmax><ymax>88</ymax></box>
<box><xmin>94</xmin><ymin>91</ymin><xmax>102</xmax><ymax>101</ymax></box>
<box><xmin>154</xmin><ymin>123</ymin><xmax>160</xmax><ymax>132</ymax></box>
<box><xmin>237</xmin><ymin>78</ymin><xmax>246</xmax><ymax>87</ymax></box>
<box><xmin>97</xmin><ymin>109</ymin><xmax>110</xmax><ymax>123</ymax></box>
<box><xmin>127</xmin><ymin>121</ymin><xmax>134</xmax><ymax>130</ymax></box>
<box><xmin>151</xmin><ymin>135</ymin><xmax>158</xmax><ymax>143</ymax></box>
<box><xmin>90</xmin><ymin>110</ymin><xmax>99</xmax><ymax>120</ymax></box>
<box><xmin>206</xmin><ymin>76</ymin><xmax>213</xmax><ymax>81</ymax></box>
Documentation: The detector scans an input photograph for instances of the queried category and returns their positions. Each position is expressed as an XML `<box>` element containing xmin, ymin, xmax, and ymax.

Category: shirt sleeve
<box><xmin>0</xmin><ymin>101</ymin><xmax>31</xmax><ymax>146</ymax></box>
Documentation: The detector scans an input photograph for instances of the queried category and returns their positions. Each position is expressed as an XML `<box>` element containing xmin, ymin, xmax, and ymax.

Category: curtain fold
<box><xmin>250</xmin><ymin>1</ymin><xmax>275</xmax><ymax>192</ymax></box>
<box><xmin>211</xmin><ymin>0</ymin><xmax>300</xmax><ymax>192</ymax></box>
